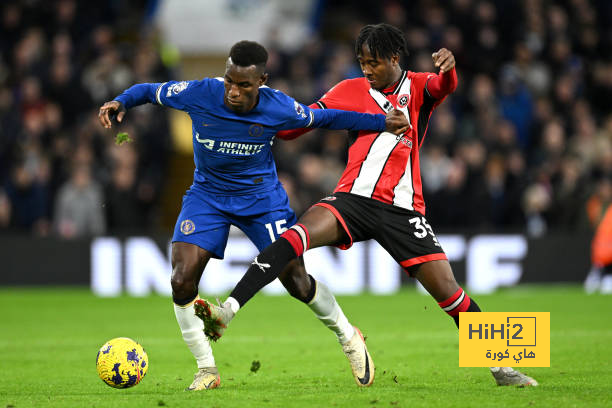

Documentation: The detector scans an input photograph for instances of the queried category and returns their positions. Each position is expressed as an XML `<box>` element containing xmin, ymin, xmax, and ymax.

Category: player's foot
<box><xmin>601</xmin><ymin>275</ymin><xmax>612</xmax><ymax>294</ymax></box>
<box><xmin>491</xmin><ymin>367</ymin><xmax>538</xmax><ymax>387</ymax></box>
<box><xmin>341</xmin><ymin>326</ymin><xmax>375</xmax><ymax>387</ymax></box>
<box><xmin>194</xmin><ymin>298</ymin><xmax>235</xmax><ymax>341</ymax></box>
<box><xmin>187</xmin><ymin>367</ymin><xmax>221</xmax><ymax>390</ymax></box>
<box><xmin>584</xmin><ymin>267</ymin><xmax>602</xmax><ymax>294</ymax></box>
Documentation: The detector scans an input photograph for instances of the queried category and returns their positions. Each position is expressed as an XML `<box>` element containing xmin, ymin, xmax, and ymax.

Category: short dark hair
<box><xmin>229</xmin><ymin>40</ymin><xmax>268</xmax><ymax>69</ymax></box>
<box><xmin>355</xmin><ymin>23</ymin><xmax>409</xmax><ymax>60</ymax></box>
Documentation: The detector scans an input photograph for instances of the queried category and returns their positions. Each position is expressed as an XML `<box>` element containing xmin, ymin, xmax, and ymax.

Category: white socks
<box><xmin>174</xmin><ymin>299</ymin><xmax>215</xmax><ymax>368</ymax></box>
<box><xmin>225</xmin><ymin>296</ymin><xmax>241</xmax><ymax>314</ymax></box>
<box><xmin>308</xmin><ymin>280</ymin><xmax>355</xmax><ymax>344</ymax></box>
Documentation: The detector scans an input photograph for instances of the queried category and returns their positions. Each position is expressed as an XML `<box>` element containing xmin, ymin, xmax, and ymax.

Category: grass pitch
<box><xmin>1</xmin><ymin>286</ymin><xmax>610</xmax><ymax>407</ymax></box>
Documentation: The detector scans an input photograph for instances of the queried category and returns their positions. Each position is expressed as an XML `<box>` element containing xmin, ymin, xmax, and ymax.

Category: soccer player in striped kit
<box><xmin>197</xmin><ymin>24</ymin><xmax>538</xmax><ymax>387</ymax></box>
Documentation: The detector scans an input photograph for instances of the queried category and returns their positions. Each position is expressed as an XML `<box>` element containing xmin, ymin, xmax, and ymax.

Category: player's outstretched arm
<box><xmin>99</xmin><ymin>82</ymin><xmax>162</xmax><ymax>129</ymax></box>
<box><xmin>309</xmin><ymin>108</ymin><xmax>385</xmax><ymax>132</ymax></box>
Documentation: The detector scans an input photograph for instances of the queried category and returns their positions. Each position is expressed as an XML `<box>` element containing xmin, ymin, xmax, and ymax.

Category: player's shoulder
<box><xmin>258</xmin><ymin>87</ymin><xmax>310</xmax><ymax>124</ymax></box>
<box><xmin>197</xmin><ymin>77</ymin><xmax>224</xmax><ymax>91</ymax></box>
<box><xmin>328</xmin><ymin>77</ymin><xmax>370</xmax><ymax>94</ymax></box>
<box><xmin>259</xmin><ymin>86</ymin><xmax>296</xmax><ymax>109</ymax></box>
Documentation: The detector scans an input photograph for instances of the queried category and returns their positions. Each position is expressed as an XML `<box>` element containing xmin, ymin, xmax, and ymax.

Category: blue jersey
<box><xmin>114</xmin><ymin>78</ymin><xmax>385</xmax><ymax>194</ymax></box>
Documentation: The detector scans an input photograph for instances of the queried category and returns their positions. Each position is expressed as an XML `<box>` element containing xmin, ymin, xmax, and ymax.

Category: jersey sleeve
<box><xmin>277</xmin><ymin>94</ymin><xmax>385</xmax><ymax>132</ymax></box>
<box><xmin>410</xmin><ymin>69</ymin><xmax>457</xmax><ymax>110</ymax></box>
<box><xmin>154</xmin><ymin>80</ymin><xmax>201</xmax><ymax>111</ymax></box>
<box><xmin>425</xmin><ymin>68</ymin><xmax>457</xmax><ymax>100</ymax></box>
<box><xmin>114</xmin><ymin>80</ymin><xmax>201</xmax><ymax>112</ymax></box>
<box><xmin>113</xmin><ymin>83</ymin><xmax>163</xmax><ymax>109</ymax></box>
<box><xmin>276</xmin><ymin>103</ymin><xmax>318</xmax><ymax>140</ymax></box>
<box><xmin>275</xmin><ymin>79</ymin><xmax>359</xmax><ymax>140</ymax></box>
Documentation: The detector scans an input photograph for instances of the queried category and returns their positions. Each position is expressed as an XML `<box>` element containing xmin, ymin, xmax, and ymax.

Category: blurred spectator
<box><xmin>0</xmin><ymin>188</ymin><xmax>10</xmax><ymax>228</ymax></box>
<box><xmin>5</xmin><ymin>160</ymin><xmax>49</xmax><ymax>234</ymax></box>
<box><xmin>53</xmin><ymin>148</ymin><xmax>105</xmax><ymax>238</ymax></box>
<box><xmin>104</xmin><ymin>142</ymin><xmax>148</xmax><ymax>232</ymax></box>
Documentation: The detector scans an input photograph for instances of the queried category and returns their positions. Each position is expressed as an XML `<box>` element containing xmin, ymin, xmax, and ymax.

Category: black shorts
<box><xmin>314</xmin><ymin>192</ymin><xmax>447</xmax><ymax>271</ymax></box>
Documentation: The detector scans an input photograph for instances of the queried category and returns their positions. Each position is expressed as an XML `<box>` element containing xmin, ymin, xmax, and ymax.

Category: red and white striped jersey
<box><xmin>315</xmin><ymin>70</ymin><xmax>447</xmax><ymax>215</ymax></box>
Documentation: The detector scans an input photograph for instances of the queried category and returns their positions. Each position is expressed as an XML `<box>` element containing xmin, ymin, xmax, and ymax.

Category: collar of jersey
<box><xmin>380</xmin><ymin>71</ymin><xmax>407</xmax><ymax>95</ymax></box>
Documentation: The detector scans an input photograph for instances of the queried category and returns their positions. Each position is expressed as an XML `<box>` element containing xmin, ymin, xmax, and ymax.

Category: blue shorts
<box><xmin>172</xmin><ymin>182</ymin><xmax>297</xmax><ymax>259</ymax></box>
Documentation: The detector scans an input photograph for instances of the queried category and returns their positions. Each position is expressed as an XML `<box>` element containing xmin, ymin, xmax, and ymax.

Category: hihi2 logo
<box><xmin>459</xmin><ymin>312</ymin><xmax>549</xmax><ymax>367</ymax></box>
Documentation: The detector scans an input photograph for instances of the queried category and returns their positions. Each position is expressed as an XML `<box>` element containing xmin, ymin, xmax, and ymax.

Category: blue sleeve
<box><xmin>279</xmin><ymin>98</ymin><xmax>385</xmax><ymax>132</ymax></box>
<box><xmin>309</xmin><ymin>108</ymin><xmax>386</xmax><ymax>131</ymax></box>
<box><xmin>114</xmin><ymin>83</ymin><xmax>161</xmax><ymax>109</ymax></box>
<box><xmin>114</xmin><ymin>80</ymin><xmax>200</xmax><ymax>111</ymax></box>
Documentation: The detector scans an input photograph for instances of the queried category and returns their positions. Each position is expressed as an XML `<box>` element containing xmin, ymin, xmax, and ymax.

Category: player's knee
<box><xmin>170</xmin><ymin>262</ymin><xmax>198</xmax><ymax>299</ymax></box>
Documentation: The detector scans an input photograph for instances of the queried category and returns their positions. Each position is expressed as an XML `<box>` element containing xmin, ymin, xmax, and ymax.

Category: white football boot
<box><xmin>187</xmin><ymin>367</ymin><xmax>220</xmax><ymax>390</ymax></box>
<box><xmin>491</xmin><ymin>367</ymin><xmax>538</xmax><ymax>387</ymax></box>
<box><xmin>342</xmin><ymin>326</ymin><xmax>375</xmax><ymax>387</ymax></box>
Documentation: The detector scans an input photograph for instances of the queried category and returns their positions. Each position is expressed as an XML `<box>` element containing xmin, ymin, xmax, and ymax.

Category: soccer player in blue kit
<box><xmin>98</xmin><ymin>40</ymin><xmax>409</xmax><ymax>390</ymax></box>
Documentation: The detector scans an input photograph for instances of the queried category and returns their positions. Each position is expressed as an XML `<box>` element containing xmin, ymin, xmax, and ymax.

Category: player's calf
<box><xmin>438</xmin><ymin>289</ymin><xmax>539</xmax><ymax>387</ymax></box>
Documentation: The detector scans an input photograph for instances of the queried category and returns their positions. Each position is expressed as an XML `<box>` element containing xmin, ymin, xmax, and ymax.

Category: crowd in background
<box><xmin>1</xmin><ymin>0</ymin><xmax>611</xmax><ymax>238</ymax></box>
<box><xmin>0</xmin><ymin>0</ymin><xmax>171</xmax><ymax>237</ymax></box>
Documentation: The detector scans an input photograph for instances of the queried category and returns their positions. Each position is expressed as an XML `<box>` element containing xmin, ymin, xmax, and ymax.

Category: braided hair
<box><xmin>355</xmin><ymin>23</ymin><xmax>409</xmax><ymax>60</ymax></box>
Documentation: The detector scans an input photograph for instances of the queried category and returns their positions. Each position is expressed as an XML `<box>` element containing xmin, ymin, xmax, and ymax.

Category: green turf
<box><xmin>1</xmin><ymin>286</ymin><xmax>611</xmax><ymax>407</ymax></box>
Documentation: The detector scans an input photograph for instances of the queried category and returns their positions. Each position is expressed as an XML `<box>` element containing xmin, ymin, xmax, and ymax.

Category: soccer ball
<box><xmin>96</xmin><ymin>337</ymin><xmax>148</xmax><ymax>388</ymax></box>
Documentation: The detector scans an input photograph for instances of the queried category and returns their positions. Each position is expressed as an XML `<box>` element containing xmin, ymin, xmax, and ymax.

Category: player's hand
<box><xmin>98</xmin><ymin>101</ymin><xmax>126</xmax><ymax>129</ymax></box>
<box><xmin>432</xmin><ymin>48</ymin><xmax>455</xmax><ymax>74</ymax></box>
<box><xmin>385</xmin><ymin>109</ymin><xmax>410</xmax><ymax>135</ymax></box>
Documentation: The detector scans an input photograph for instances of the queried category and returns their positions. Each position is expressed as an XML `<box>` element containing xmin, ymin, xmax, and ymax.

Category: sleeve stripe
<box><xmin>316</xmin><ymin>101</ymin><xmax>327</xmax><ymax>109</ymax></box>
<box><xmin>306</xmin><ymin>110</ymin><xmax>315</xmax><ymax>127</ymax></box>
<box><xmin>155</xmin><ymin>82</ymin><xmax>166</xmax><ymax>105</ymax></box>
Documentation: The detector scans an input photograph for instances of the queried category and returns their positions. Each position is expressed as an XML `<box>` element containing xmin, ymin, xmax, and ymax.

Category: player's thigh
<box><xmin>298</xmin><ymin>205</ymin><xmax>350</xmax><ymax>248</ymax></box>
<box><xmin>171</xmin><ymin>190</ymin><xmax>232</xmax><ymax>259</ymax></box>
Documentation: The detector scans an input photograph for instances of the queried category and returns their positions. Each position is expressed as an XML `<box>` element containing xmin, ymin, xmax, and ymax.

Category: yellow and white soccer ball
<box><xmin>96</xmin><ymin>337</ymin><xmax>148</xmax><ymax>388</ymax></box>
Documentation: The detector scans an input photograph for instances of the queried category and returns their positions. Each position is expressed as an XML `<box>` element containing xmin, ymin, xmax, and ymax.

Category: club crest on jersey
<box><xmin>397</xmin><ymin>94</ymin><xmax>410</xmax><ymax>108</ymax></box>
<box><xmin>195</xmin><ymin>132</ymin><xmax>215</xmax><ymax>150</ymax></box>
<box><xmin>167</xmin><ymin>81</ymin><xmax>188</xmax><ymax>97</ymax></box>
<box><xmin>180</xmin><ymin>220</ymin><xmax>195</xmax><ymax>235</ymax></box>
<box><xmin>294</xmin><ymin>101</ymin><xmax>307</xmax><ymax>119</ymax></box>
<box><xmin>249</xmin><ymin>123</ymin><xmax>264</xmax><ymax>137</ymax></box>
